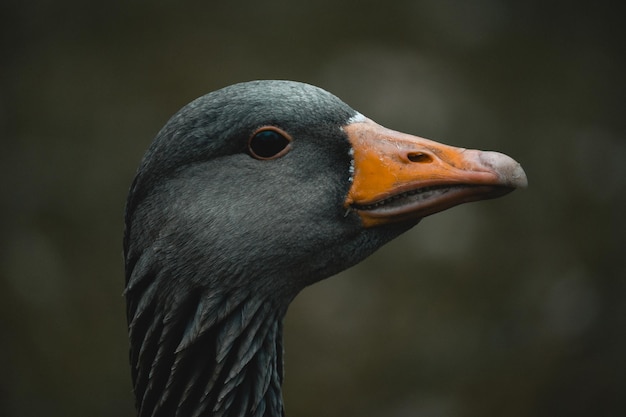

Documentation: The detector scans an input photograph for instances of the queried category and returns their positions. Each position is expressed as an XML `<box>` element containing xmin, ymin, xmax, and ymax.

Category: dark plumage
<box><xmin>124</xmin><ymin>80</ymin><xmax>526</xmax><ymax>417</ymax></box>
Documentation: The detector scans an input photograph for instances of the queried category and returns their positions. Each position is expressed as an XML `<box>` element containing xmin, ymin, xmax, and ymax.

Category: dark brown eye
<box><xmin>248</xmin><ymin>127</ymin><xmax>292</xmax><ymax>159</ymax></box>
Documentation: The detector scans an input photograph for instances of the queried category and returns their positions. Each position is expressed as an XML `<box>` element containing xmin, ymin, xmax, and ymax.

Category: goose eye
<box><xmin>248</xmin><ymin>127</ymin><xmax>292</xmax><ymax>159</ymax></box>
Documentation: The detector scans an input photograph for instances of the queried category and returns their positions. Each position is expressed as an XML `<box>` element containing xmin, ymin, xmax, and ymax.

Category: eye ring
<box><xmin>248</xmin><ymin>126</ymin><xmax>293</xmax><ymax>160</ymax></box>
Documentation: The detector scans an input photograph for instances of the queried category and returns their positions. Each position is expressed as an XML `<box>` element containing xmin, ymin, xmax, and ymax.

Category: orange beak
<box><xmin>344</xmin><ymin>118</ymin><xmax>527</xmax><ymax>227</ymax></box>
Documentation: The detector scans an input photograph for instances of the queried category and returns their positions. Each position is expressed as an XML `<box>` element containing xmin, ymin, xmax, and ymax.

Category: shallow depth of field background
<box><xmin>2</xmin><ymin>1</ymin><xmax>624</xmax><ymax>416</ymax></box>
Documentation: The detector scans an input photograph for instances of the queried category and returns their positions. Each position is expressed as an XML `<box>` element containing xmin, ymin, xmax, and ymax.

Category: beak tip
<box><xmin>502</xmin><ymin>161</ymin><xmax>528</xmax><ymax>189</ymax></box>
<box><xmin>479</xmin><ymin>151</ymin><xmax>528</xmax><ymax>189</ymax></box>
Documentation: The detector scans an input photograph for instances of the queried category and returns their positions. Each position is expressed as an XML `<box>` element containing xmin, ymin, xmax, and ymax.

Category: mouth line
<box><xmin>352</xmin><ymin>184</ymin><xmax>470</xmax><ymax>210</ymax></box>
<box><xmin>350</xmin><ymin>183</ymin><xmax>513</xmax><ymax>219</ymax></box>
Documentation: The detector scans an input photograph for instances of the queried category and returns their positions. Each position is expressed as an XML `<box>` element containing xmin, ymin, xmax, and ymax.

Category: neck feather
<box><xmin>126</xmin><ymin>260</ymin><xmax>287</xmax><ymax>417</ymax></box>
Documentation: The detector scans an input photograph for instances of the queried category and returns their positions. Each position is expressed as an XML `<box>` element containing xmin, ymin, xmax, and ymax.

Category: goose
<box><xmin>123</xmin><ymin>80</ymin><xmax>527</xmax><ymax>417</ymax></box>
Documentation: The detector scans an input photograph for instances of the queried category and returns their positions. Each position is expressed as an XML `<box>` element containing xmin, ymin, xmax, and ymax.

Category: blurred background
<box><xmin>1</xmin><ymin>1</ymin><xmax>624</xmax><ymax>416</ymax></box>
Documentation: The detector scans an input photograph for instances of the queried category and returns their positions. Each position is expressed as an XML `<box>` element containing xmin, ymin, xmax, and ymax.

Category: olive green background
<box><xmin>2</xmin><ymin>1</ymin><xmax>624</xmax><ymax>416</ymax></box>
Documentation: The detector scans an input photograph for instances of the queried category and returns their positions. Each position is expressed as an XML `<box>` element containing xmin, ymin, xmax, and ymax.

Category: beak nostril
<box><xmin>407</xmin><ymin>152</ymin><xmax>432</xmax><ymax>163</ymax></box>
